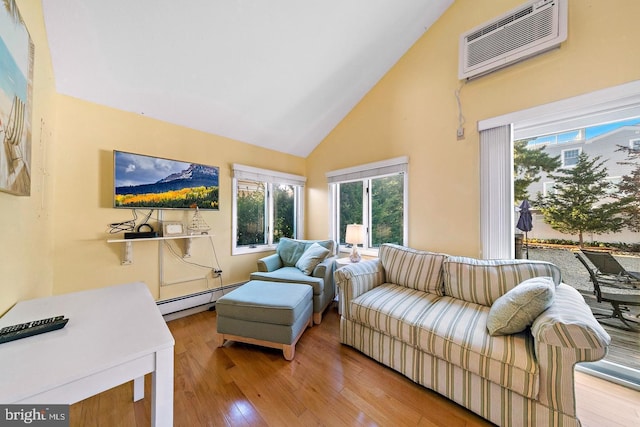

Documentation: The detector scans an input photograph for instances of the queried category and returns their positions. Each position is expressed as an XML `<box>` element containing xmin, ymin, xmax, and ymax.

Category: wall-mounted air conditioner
<box><xmin>458</xmin><ymin>0</ymin><xmax>567</xmax><ymax>80</ymax></box>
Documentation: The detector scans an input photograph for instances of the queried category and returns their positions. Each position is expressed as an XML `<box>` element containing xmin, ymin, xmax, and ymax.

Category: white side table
<box><xmin>335</xmin><ymin>256</ymin><xmax>360</xmax><ymax>269</ymax></box>
<box><xmin>0</xmin><ymin>282</ymin><xmax>174</xmax><ymax>427</ymax></box>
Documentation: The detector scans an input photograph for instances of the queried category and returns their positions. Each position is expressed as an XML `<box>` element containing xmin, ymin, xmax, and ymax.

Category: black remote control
<box><xmin>0</xmin><ymin>316</ymin><xmax>69</xmax><ymax>344</ymax></box>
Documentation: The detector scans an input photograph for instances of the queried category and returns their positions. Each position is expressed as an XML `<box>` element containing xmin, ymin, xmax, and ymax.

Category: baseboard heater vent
<box><xmin>157</xmin><ymin>283</ymin><xmax>244</xmax><ymax>319</ymax></box>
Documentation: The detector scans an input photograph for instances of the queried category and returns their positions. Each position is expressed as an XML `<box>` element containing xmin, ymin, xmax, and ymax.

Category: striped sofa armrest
<box><xmin>334</xmin><ymin>259</ymin><xmax>385</xmax><ymax>319</ymax></box>
<box><xmin>531</xmin><ymin>284</ymin><xmax>611</xmax><ymax>416</ymax></box>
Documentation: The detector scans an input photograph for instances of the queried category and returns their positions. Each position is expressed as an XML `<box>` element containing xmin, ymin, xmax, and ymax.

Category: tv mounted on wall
<box><xmin>113</xmin><ymin>150</ymin><xmax>219</xmax><ymax>210</ymax></box>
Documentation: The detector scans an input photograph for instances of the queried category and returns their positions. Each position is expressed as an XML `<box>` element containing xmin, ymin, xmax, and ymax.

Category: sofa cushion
<box><xmin>379</xmin><ymin>244</ymin><xmax>448</xmax><ymax>295</ymax></box>
<box><xmin>295</xmin><ymin>243</ymin><xmax>330</xmax><ymax>275</ymax></box>
<box><xmin>350</xmin><ymin>283</ymin><xmax>442</xmax><ymax>345</ymax></box>
<box><xmin>415</xmin><ymin>296</ymin><xmax>539</xmax><ymax>399</ymax></box>
<box><xmin>443</xmin><ymin>257</ymin><xmax>562</xmax><ymax>307</ymax></box>
<box><xmin>487</xmin><ymin>277</ymin><xmax>556</xmax><ymax>336</ymax></box>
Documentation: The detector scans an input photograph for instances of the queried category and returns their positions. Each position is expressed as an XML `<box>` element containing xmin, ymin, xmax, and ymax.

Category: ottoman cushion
<box><xmin>216</xmin><ymin>280</ymin><xmax>312</xmax><ymax>326</ymax></box>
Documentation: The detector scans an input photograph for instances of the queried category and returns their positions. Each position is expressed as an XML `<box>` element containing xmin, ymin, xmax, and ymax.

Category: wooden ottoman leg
<box><xmin>214</xmin><ymin>332</ymin><xmax>225</xmax><ymax>348</ymax></box>
<box><xmin>283</xmin><ymin>344</ymin><xmax>295</xmax><ymax>361</ymax></box>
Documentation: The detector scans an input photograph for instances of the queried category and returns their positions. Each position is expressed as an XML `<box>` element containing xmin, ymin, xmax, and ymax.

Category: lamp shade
<box><xmin>345</xmin><ymin>224</ymin><xmax>364</xmax><ymax>245</ymax></box>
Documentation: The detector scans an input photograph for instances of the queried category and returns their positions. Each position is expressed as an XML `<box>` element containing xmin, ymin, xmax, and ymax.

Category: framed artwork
<box><xmin>0</xmin><ymin>2</ymin><xmax>34</xmax><ymax>196</ymax></box>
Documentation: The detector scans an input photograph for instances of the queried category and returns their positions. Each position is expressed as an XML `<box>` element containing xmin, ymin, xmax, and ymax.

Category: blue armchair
<box><xmin>250</xmin><ymin>238</ymin><xmax>337</xmax><ymax>324</ymax></box>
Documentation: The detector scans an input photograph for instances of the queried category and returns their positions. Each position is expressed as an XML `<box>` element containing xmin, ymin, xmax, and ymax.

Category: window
<box><xmin>327</xmin><ymin>157</ymin><xmax>408</xmax><ymax>254</ymax></box>
<box><xmin>543</xmin><ymin>181</ymin><xmax>557</xmax><ymax>196</ymax></box>
<box><xmin>561</xmin><ymin>148</ymin><xmax>581</xmax><ymax>167</ymax></box>
<box><xmin>232</xmin><ymin>164</ymin><xmax>305</xmax><ymax>254</ymax></box>
<box><xmin>630</xmin><ymin>138</ymin><xmax>640</xmax><ymax>152</ymax></box>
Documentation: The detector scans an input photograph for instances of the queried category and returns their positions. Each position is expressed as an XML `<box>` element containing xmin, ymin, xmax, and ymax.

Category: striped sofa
<box><xmin>335</xmin><ymin>244</ymin><xmax>611</xmax><ymax>427</ymax></box>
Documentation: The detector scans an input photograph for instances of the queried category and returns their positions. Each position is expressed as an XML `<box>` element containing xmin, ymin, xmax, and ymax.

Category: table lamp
<box><xmin>345</xmin><ymin>224</ymin><xmax>364</xmax><ymax>263</ymax></box>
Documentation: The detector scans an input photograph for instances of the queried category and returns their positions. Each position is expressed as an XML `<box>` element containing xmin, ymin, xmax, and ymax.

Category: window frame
<box><xmin>326</xmin><ymin>157</ymin><xmax>409</xmax><ymax>256</ymax></box>
<box><xmin>232</xmin><ymin>164</ymin><xmax>306</xmax><ymax>255</ymax></box>
<box><xmin>561</xmin><ymin>147</ymin><xmax>582</xmax><ymax>168</ymax></box>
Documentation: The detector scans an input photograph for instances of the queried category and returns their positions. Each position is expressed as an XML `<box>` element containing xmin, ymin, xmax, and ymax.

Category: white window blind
<box><xmin>480</xmin><ymin>125</ymin><xmax>513</xmax><ymax>260</ymax></box>
<box><xmin>232</xmin><ymin>164</ymin><xmax>306</xmax><ymax>186</ymax></box>
<box><xmin>326</xmin><ymin>156</ymin><xmax>408</xmax><ymax>183</ymax></box>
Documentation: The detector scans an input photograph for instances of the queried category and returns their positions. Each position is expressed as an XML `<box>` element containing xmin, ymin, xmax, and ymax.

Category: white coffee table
<box><xmin>0</xmin><ymin>282</ymin><xmax>174</xmax><ymax>426</ymax></box>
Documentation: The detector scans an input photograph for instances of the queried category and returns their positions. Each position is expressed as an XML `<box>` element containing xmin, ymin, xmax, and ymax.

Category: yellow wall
<box><xmin>306</xmin><ymin>0</ymin><xmax>640</xmax><ymax>257</ymax></box>
<box><xmin>51</xmin><ymin>95</ymin><xmax>305</xmax><ymax>299</ymax></box>
<box><xmin>0</xmin><ymin>0</ymin><xmax>57</xmax><ymax>314</ymax></box>
<box><xmin>3</xmin><ymin>1</ymin><xmax>305</xmax><ymax>309</ymax></box>
<box><xmin>3</xmin><ymin>0</ymin><xmax>640</xmax><ymax>312</ymax></box>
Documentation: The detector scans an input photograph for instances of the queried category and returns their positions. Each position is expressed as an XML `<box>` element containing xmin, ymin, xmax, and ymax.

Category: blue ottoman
<box><xmin>214</xmin><ymin>280</ymin><xmax>313</xmax><ymax>360</ymax></box>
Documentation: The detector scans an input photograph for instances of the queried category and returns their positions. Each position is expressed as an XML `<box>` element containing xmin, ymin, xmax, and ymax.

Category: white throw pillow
<box><xmin>295</xmin><ymin>243</ymin><xmax>330</xmax><ymax>275</ymax></box>
<box><xmin>487</xmin><ymin>276</ymin><xmax>555</xmax><ymax>336</ymax></box>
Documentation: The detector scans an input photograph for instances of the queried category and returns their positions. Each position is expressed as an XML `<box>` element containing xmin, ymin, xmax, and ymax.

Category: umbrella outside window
<box><xmin>516</xmin><ymin>200</ymin><xmax>533</xmax><ymax>259</ymax></box>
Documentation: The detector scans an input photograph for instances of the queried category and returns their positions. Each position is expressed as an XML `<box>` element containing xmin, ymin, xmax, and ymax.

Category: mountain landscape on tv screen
<box><xmin>114</xmin><ymin>162</ymin><xmax>220</xmax><ymax>210</ymax></box>
<box><xmin>115</xmin><ymin>164</ymin><xmax>218</xmax><ymax>195</ymax></box>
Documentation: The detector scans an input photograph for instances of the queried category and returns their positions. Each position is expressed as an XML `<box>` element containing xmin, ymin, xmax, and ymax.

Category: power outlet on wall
<box><xmin>457</xmin><ymin>127</ymin><xmax>465</xmax><ymax>140</ymax></box>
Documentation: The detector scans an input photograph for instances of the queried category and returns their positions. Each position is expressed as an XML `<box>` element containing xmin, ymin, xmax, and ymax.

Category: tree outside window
<box><xmin>236</xmin><ymin>180</ymin><xmax>266</xmax><ymax>247</ymax></box>
<box><xmin>233</xmin><ymin>165</ymin><xmax>304</xmax><ymax>254</ymax></box>
<box><xmin>371</xmin><ymin>175</ymin><xmax>404</xmax><ymax>247</ymax></box>
<box><xmin>335</xmin><ymin>173</ymin><xmax>405</xmax><ymax>251</ymax></box>
<box><xmin>536</xmin><ymin>152</ymin><xmax>631</xmax><ymax>246</ymax></box>
<box><xmin>273</xmin><ymin>184</ymin><xmax>295</xmax><ymax>243</ymax></box>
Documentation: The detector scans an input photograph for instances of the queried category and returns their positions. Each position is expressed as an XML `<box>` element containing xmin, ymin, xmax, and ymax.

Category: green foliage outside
<box><xmin>236</xmin><ymin>183</ymin><xmax>266</xmax><ymax>246</ymax></box>
<box><xmin>525</xmin><ymin>237</ymin><xmax>640</xmax><ymax>253</ymax></box>
<box><xmin>273</xmin><ymin>185</ymin><xmax>295</xmax><ymax>242</ymax></box>
<box><xmin>371</xmin><ymin>175</ymin><xmax>404</xmax><ymax>246</ymax></box>
<box><xmin>236</xmin><ymin>183</ymin><xmax>296</xmax><ymax>246</ymax></box>
<box><xmin>339</xmin><ymin>182</ymin><xmax>363</xmax><ymax>244</ymax></box>
<box><xmin>614</xmin><ymin>145</ymin><xmax>640</xmax><ymax>232</ymax></box>
<box><xmin>513</xmin><ymin>140</ymin><xmax>560</xmax><ymax>204</ymax></box>
<box><xmin>535</xmin><ymin>152</ymin><xmax>632</xmax><ymax>247</ymax></box>
<box><xmin>338</xmin><ymin>175</ymin><xmax>404</xmax><ymax>247</ymax></box>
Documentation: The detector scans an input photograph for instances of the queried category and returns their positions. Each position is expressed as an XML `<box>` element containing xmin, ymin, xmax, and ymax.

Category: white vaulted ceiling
<box><xmin>41</xmin><ymin>0</ymin><xmax>453</xmax><ymax>157</ymax></box>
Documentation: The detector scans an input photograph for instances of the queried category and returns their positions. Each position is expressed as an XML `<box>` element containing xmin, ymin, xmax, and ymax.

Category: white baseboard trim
<box><xmin>157</xmin><ymin>282</ymin><xmax>246</xmax><ymax>321</ymax></box>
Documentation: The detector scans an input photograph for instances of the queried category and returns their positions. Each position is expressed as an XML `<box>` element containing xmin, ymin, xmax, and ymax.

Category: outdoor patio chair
<box><xmin>575</xmin><ymin>252</ymin><xmax>640</xmax><ymax>330</ymax></box>
<box><xmin>580</xmin><ymin>249</ymin><xmax>640</xmax><ymax>287</ymax></box>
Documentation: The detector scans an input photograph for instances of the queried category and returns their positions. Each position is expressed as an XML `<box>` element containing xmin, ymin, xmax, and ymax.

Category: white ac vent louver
<box><xmin>459</xmin><ymin>0</ymin><xmax>567</xmax><ymax>80</ymax></box>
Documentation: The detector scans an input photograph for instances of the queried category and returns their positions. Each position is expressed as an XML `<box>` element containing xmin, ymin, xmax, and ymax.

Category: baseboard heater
<box><xmin>156</xmin><ymin>283</ymin><xmax>244</xmax><ymax>317</ymax></box>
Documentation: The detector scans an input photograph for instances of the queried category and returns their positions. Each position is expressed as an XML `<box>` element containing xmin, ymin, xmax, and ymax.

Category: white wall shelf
<box><xmin>107</xmin><ymin>234</ymin><xmax>211</xmax><ymax>265</ymax></box>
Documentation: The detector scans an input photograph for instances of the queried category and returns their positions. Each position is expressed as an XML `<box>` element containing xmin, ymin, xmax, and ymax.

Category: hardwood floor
<box><xmin>579</xmin><ymin>290</ymin><xmax>640</xmax><ymax>370</ymax></box>
<box><xmin>70</xmin><ymin>306</ymin><xmax>640</xmax><ymax>427</ymax></box>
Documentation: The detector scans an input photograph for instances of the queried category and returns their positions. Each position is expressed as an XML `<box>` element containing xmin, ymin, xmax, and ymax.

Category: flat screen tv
<box><xmin>113</xmin><ymin>150</ymin><xmax>219</xmax><ymax>210</ymax></box>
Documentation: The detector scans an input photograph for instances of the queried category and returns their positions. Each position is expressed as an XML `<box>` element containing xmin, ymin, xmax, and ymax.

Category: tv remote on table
<box><xmin>0</xmin><ymin>315</ymin><xmax>69</xmax><ymax>344</ymax></box>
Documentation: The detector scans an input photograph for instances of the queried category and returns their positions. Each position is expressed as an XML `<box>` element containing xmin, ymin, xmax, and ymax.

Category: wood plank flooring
<box><xmin>579</xmin><ymin>290</ymin><xmax>640</xmax><ymax>370</ymax></box>
<box><xmin>70</xmin><ymin>307</ymin><xmax>640</xmax><ymax>427</ymax></box>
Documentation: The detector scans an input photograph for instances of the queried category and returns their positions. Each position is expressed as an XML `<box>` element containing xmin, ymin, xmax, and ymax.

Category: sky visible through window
<box><xmin>528</xmin><ymin>117</ymin><xmax>640</xmax><ymax>145</ymax></box>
